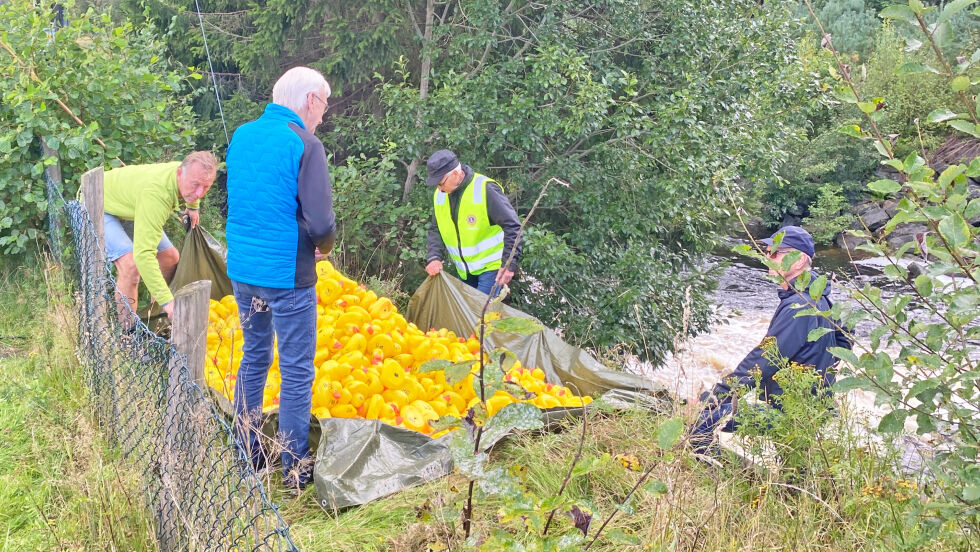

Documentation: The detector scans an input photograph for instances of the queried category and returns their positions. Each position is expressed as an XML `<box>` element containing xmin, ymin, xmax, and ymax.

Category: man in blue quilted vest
<box><xmin>225</xmin><ymin>66</ymin><xmax>336</xmax><ymax>491</ymax></box>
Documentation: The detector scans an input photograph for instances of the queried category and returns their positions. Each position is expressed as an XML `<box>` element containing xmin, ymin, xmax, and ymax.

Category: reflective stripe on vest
<box><xmin>433</xmin><ymin>173</ymin><xmax>505</xmax><ymax>278</ymax></box>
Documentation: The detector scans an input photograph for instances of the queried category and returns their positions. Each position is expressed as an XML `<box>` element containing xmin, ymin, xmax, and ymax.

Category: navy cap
<box><xmin>426</xmin><ymin>149</ymin><xmax>459</xmax><ymax>187</ymax></box>
<box><xmin>760</xmin><ymin>226</ymin><xmax>815</xmax><ymax>259</ymax></box>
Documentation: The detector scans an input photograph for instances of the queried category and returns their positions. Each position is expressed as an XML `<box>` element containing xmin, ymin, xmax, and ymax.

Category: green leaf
<box><xmin>873</xmin><ymin>140</ymin><xmax>891</xmax><ymax>157</ymax></box>
<box><xmin>839</xmin><ymin>124</ymin><xmax>864</xmax><ymax>138</ymax></box>
<box><xmin>656</xmin><ymin>417</ymin><xmax>685</xmax><ymax>449</ymax></box>
<box><xmin>883</xmin><ymin>158</ymin><xmax>905</xmax><ymax>171</ymax></box>
<box><xmin>444</xmin><ymin>361</ymin><xmax>475</xmax><ymax>386</ymax></box>
<box><xmin>829</xmin><ymin>346</ymin><xmax>859</xmax><ymax>365</ymax></box>
<box><xmin>878</xmin><ymin>409</ymin><xmax>908</xmax><ymax>433</ymax></box>
<box><xmin>914</xmin><ymin>274</ymin><xmax>933</xmax><ymax>296</ymax></box>
<box><xmin>644</xmin><ymin>480</ymin><xmax>669</xmax><ymax>496</ymax></box>
<box><xmin>963</xmin><ymin>485</ymin><xmax>980</xmax><ymax>501</ymax></box>
<box><xmin>880</xmin><ymin>4</ymin><xmax>917</xmax><ymax>22</ymax></box>
<box><xmin>487</xmin><ymin>348</ymin><xmax>519</xmax><ymax>373</ymax></box>
<box><xmin>807</xmin><ymin>327</ymin><xmax>833</xmax><ymax>342</ymax></box>
<box><xmin>480</xmin><ymin>402</ymin><xmax>544</xmax><ymax>447</ymax></box>
<box><xmin>858</xmin><ymin>101</ymin><xmax>878</xmax><ymax>114</ymax></box>
<box><xmin>895</xmin><ymin>61</ymin><xmax>927</xmax><ymax>76</ymax></box>
<box><xmin>605</xmin><ymin>529</ymin><xmax>641</xmax><ymax>545</ymax></box>
<box><xmin>927</xmin><ymin>108</ymin><xmax>962</xmax><ymax>123</ymax></box>
<box><xmin>419</xmin><ymin>359</ymin><xmax>452</xmax><ymax>373</ymax></box>
<box><xmin>779</xmin><ymin>250</ymin><xmax>802</xmax><ymax>272</ymax></box>
<box><xmin>429</xmin><ymin>415</ymin><xmax>461</xmax><ymax>432</ymax></box>
<box><xmin>952</xmin><ymin>75</ymin><xmax>972</xmax><ymax>92</ymax></box>
<box><xmin>833</xmin><ymin>377</ymin><xmax>870</xmax><ymax>393</ymax></box>
<box><xmin>809</xmin><ymin>274</ymin><xmax>827</xmax><ymax>301</ymax></box>
<box><xmin>490</xmin><ymin>316</ymin><xmax>544</xmax><ymax>335</ymax></box>
<box><xmin>907</xmin><ymin>378</ymin><xmax>941</xmax><ymax>400</ymax></box>
<box><xmin>965</xmin><ymin>198</ymin><xmax>980</xmax><ymax>220</ymax></box>
<box><xmin>949</xmin><ymin>119</ymin><xmax>980</xmax><ymax>137</ymax></box>
<box><xmin>831</xmin><ymin>86</ymin><xmax>858</xmax><ymax>104</ymax></box>
<box><xmin>938</xmin><ymin>212</ymin><xmax>972</xmax><ymax>246</ymax></box>
<box><xmin>937</xmin><ymin>0</ymin><xmax>977</xmax><ymax>27</ymax></box>
<box><xmin>909</xmin><ymin>0</ymin><xmax>926</xmax><ymax>15</ymax></box>
<box><xmin>868</xmin><ymin>179</ymin><xmax>901</xmax><ymax>194</ymax></box>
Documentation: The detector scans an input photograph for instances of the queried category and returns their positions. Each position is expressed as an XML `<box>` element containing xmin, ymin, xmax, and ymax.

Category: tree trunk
<box><xmin>401</xmin><ymin>0</ymin><xmax>435</xmax><ymax>202</ymax></box>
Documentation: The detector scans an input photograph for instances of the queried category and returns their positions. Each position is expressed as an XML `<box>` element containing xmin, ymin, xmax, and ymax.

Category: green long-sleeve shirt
<box><xmin>103</xmin><ymin>162</ymin><xmax>199</xmax><ymax>306</ymax></box>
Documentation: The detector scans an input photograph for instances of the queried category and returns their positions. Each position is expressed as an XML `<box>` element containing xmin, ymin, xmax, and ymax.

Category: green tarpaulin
<box><xmin>172</xmin><ymin>236</ymin><xmax>667</xmax><ymax>509</ymax></box>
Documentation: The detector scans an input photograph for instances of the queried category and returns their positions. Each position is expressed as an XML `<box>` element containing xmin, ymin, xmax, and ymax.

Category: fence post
<box><xmin>159</xmin><ymin>280</ymin><xmax>211</xmax><ymax>549</ymax></box>
<box><xmin>40</xmin><ymin>140</ymin><xmax>65</xmax><ymax>262</ymax></box>
<box><xmin>80</xmin><ymin>167</ymin><xmax>105</xmax><ymax>248</ymax></box>
<box><xmin>171</xmin><ymin>280</ymin><xmax>211</xmax><ymax>387</ymax></box>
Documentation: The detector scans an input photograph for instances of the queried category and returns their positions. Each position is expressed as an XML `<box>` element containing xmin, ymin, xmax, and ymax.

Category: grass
<box><xmin>275</xmin><ymin>402</ymin><xmax>971</xmax><ymax>551</ymax></box>
<box><xmin>0</xmin><ymin>254</ymin><xmax>154</xmax><ymax>551</ymax></box>
<box><xmin>0</xmin><ymin>250</ymin><xmax>972</xmax><ymax>551</ymax></box>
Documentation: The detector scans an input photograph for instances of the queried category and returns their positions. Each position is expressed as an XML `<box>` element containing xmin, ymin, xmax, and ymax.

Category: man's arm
<box><xmin>426</xmin><ymin>216</ymin><xmax>445</xmax><ymax>264</ymax></box>
<box><xmin>703</xmin><ymin>301</ymin><xmax>811</xmax><ymax>403</ymax></box>
<box><xmin>132</xmin><ymin>197</ymin><xmax>174</xmax><ymax>307</ymax></box>
<box><xmin>485</xmin><ymin>181</ymin><xmax>520</xmax><ymax>271</ymax></box>
<box><xmin>295</xmin><ymin>132</ymin><xmax>336</xmax><ymax>255</ymax></box>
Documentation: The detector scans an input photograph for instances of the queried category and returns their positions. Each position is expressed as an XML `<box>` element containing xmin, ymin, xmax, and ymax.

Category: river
<box><xmin>636</xmin><ymin>241</ymin><xmax>903</xmax><ymax>427</ymax></box>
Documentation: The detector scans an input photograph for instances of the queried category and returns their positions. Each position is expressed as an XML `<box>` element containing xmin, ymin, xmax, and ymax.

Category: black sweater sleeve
<box><xmin>485</xmin><ymin>181</ymin><xmax>521</xmax><ymax>271</ymax></box>
<box><xmin>292</xmin><ymin>123</ymin><xmax>336</xmax><ymax>254</ymax></box>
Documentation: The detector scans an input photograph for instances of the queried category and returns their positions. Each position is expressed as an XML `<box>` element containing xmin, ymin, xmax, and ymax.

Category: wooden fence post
<box><xmin>159</xmin><ymin>280</ymin><xmax>211</xmax><ymax>549</ymax></box>
<box><xmin>170</xmin><ymin>280</ymin><xmax>211</xmax><ymax>387</ymax></box>
<box><xmin>80</xmin><ymin>167</ymin><xmax>105</xmax><ymax>250</ymax></box>
<box><xmin>40</xmin><ymin>140</ymin><xmax>65</xmax><ymax>260</ymax></box>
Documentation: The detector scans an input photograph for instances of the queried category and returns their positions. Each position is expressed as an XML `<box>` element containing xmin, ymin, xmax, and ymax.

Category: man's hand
<box><xmin>185</xmin><ymin>208</ymin><xmax>200</xmax><ymax>229</ymax></box>
<box><xmin>162</xmin><ymin>301</ymin><xmax>174</xmax><ymax>318</ymax></box>
<box><xmin>496</xmin><ymin>268</ymin><xmax>515</xmax><ymax>285</ymax></box>
<box><xmin>425</xmin><ymin>260</ymin><xmax>443</xmax><ymax>276</ymax></box>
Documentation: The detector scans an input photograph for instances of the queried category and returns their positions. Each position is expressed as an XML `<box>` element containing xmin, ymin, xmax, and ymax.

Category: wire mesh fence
<box><xmin>47</xmin><ymin>171</ymin><xmax>300</xmax><ymax>551</ymax></box>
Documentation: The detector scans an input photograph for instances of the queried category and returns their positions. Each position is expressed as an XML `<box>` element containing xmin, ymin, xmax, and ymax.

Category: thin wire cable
<box><xmin>193</xmin><ymin>0</ymin><xmax>230</xmax><ymax>145</ymax></box>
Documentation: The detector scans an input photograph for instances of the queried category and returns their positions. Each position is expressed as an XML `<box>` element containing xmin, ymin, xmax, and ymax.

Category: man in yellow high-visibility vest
<box><xmin>424</xmin><ymin>149</ymin><xmax>521</xmax><ymax>296</ymax></box>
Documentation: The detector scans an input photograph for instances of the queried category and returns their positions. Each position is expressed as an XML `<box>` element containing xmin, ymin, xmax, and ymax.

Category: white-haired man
<box><xmin>102</xmin><ymin>151</ymin><xmax>218</xmax><ymax>320</ymax></box>
<box><xmin>225</xmin><ymin>66</ymin><xmax>336</xmax><ymax>491</ymax></box>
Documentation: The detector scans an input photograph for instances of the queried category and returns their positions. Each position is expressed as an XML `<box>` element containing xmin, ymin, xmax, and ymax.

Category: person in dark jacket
<box><xmin>691</xmin><ymin>226</ymin><xmax>846</xmax><ymax>454</ymax></box>
<box><xmin>225</xmin><ymin>66</ymin><xmax>336</xmax><ymax>489</ymax></box>
<box><xmin>424</xmin><ymin>149</ymin><xmax>521</xmax><ymax>297</ymax></box>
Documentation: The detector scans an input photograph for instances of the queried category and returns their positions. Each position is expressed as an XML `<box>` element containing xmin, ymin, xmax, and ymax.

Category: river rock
<box><xmin>883</xmin><ymin>198</ymin><xmax>901</xmax><ymax>218</ymax></box>
<box><xmin>781</xmin><ymin>213</ymin><xmax>803</xmax><ymax>227</ymax></box>
<box><xmin>885</xmin><ymin>222</ymin><xmax>929</xmax><ymax>250</ymax></box>
<box><xmin>740</xmin><ymin>216</ymin><xmax>769</xmax><ymax>239</ymax></box>
<box><xmin>854</xmin><ymin>203</ymin><xmax>890</xmax><ymax>232</ymax></box>
<box><xmin>836</xmin><ymin>229</ymin><xmax>865</xmax><ymax>251</ymax></box>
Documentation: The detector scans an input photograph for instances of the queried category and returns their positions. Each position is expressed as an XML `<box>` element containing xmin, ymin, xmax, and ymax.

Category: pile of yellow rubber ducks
<box><xmin>205</xmin><ymin>260</ymin><xmax>592</xmax><ymax>436</ymax></box>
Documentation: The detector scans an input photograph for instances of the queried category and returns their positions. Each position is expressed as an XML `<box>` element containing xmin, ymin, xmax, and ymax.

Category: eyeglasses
<box><xmin>765</xmin><ymin>248</ymin><xmax>792</xmax><ymax>259</ymax></box>
<box><xmin>310</xmin><ymin>92</ymin><xmax>328</xmax><ymax>108</ymax></box>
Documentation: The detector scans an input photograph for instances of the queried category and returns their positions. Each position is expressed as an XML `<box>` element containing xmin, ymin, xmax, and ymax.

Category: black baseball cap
<box><xmin>760</xmin><ymin>226</ymin><xmax>815</xmax><ymax>259</ymax></box>
<box><xmin>426</xmin><ymin>149</ymin><xmax>459</xmax><ymax>187</ymax></box>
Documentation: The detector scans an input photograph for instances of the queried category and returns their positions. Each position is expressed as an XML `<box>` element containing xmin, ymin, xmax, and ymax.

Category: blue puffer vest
<box><xmin>225</xmin><ymin>104</ymin><xmax>307</xmax><ymax>288</ymax></box>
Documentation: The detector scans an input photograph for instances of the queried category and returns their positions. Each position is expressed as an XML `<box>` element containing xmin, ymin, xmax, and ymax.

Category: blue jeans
<box><xmin>462</xmin><ymin>270</ymin><xmax>500</xmax><ymax>297</ymax></box>
<box><xmin>690</xmin><ymin>402</ymin><xmax>738</xmax><ymax>455</ymax></box>
<box><xmin>231</xmin><ymin>280</ymin><xmax>316</xmax><ymax>485</ymax></box>
<box><xmin>690</xmin><ymin>401</ymin><xmax>779</xmax><ymax>455</ymax></box>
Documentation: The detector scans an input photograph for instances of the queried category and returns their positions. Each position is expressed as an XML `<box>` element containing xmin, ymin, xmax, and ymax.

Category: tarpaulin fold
<box><xmin>179</xmin><ymin>243</ymin><xmax>668</xmax><ymax>509</ymax></box>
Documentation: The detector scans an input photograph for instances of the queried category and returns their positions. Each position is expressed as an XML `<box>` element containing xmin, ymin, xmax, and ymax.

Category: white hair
<box><xmin>272</xmin><ymin>67</ymin><xmax>331</xmax><ymax>115</ymax></box>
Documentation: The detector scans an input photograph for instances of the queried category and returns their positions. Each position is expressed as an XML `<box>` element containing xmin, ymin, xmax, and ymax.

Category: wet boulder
<box><xmin>885</xmin><ymin>222</ymin><xmax>930</xmax><ymax>250</ymax></box>
<box><xmin>853</xmin><ymin>203</ymin><xmax>890</xmax><ymax>232</ymax></box>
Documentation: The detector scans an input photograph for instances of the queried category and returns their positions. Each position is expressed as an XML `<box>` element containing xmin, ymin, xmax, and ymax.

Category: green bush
<box><xmin>0</xmin><ymin>0</ymin><xmax>199</xmax><ymax>255</ymax></box>
<box><xmin>802</xmin><ymin>182</ymin><xmax>854</xmax><ymax>244</ymax></box>
<box><xmin>797</xmin><ymin>0</ymin><xmax>980</xmax><ymax>544</ymax></box>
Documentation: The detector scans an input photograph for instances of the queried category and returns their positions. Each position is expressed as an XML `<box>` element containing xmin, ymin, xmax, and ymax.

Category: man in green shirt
<box><xmin>102</xmin><ymin>151</ymin><xmax>218</xmax><ymax>320</ymax></box>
